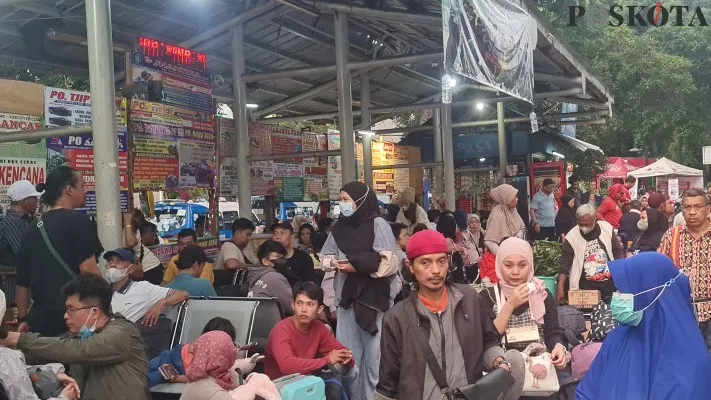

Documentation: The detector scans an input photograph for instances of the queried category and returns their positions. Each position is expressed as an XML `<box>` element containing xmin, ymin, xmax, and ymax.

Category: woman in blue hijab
<box><xmin>577</xmin><ymin>252</ymin><xmax>711</xmax><ymax>399</ymax></box>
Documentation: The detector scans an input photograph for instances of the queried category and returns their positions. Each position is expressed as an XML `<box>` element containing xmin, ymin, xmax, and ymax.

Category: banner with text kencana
<box><xmin>44</xmin><ymin>87</ymin><xmax>130</xmax><ymax>213</ymax></box>
<box><xmin>0</xmin><ymin>113</ymin><xmax>46</xmax><ymax>213</ymax></box>
<box><xmin>442</xmin><ymin>0</ymin><xmax>537</xmax><ymax>102</ymax></box>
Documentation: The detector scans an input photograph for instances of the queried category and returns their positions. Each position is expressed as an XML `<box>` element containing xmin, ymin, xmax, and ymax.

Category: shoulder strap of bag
<box><xmin>410</xmin><ymin>306</ymin><xmax>451</xmax><ymax>395</ymax></box>
<box><xmin>37</xmin><ymin>218</ymin><xmax>76</xmax><ymax>279</ymax></box>
<box><xmin>492</xmin><ymin>286</ymin><xmax>508</xmax><ymax>347</ymax></box>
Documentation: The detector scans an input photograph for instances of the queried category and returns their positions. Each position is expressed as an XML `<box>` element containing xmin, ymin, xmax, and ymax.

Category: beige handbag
<box><xmin>520</xmin><ymin>343</ymin><xmax>560</xmax><ymax>397</ymax></box>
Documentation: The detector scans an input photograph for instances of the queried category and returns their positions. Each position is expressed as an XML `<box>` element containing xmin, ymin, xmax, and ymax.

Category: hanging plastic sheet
<box><xmin>443</xmin><ymin>0</ymin><xmax>537</xmax><ymax>103</ymax></box>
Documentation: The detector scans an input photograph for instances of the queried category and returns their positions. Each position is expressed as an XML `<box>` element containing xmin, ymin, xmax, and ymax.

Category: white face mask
<box><xmin>580</xmin><ymin>226</ymin><xmax>594</xmax><ymax>234</ymax></box>
<box><xmin>637</xmin><ymin>219</ymin><xmax>649</xmax><ymax>231</ymax></box>
<box><xmin>105</xmin><ymin>267</ymin><xmax>129</xmax><ymax>283</ymax></box>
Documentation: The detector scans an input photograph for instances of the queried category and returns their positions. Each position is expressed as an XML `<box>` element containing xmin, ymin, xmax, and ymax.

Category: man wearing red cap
<box><xmin>376</xmin><ymin>230</ymin><xmax>514</xmax><ymax>400</ymax></box>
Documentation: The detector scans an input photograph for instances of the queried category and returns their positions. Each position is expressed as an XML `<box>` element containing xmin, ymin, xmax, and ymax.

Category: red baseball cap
<box><xmin>406</xmin><ymin>230</ymin><xmax>448</xmax><ymax>260</ymax></box>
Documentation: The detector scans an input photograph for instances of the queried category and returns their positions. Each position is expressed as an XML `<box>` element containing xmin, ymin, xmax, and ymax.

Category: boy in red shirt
<box><xmin>265</xmin><ymin>282</ymin><xmax>358</xmax><ymax>382</ymax></box>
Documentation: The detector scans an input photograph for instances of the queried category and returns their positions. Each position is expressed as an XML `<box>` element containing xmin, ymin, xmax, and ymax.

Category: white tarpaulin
<box><xmin>442</xmin><ymin>0</ymin><xmax>537</xmax><ymax>103</ymax></box>
<box><xmin>628</xmin><ymin>157</ymin><xmax>703</xmax><ymax>179</ymax></box>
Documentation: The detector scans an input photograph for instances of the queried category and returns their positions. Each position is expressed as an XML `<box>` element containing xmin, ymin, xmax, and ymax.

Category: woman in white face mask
<box><xmin>631</xmin><ymin>207</ymin><xmax>668</xmax><ymax>254</ymax></box>
<box><xmin>320</xmin><ymin>181</ymin><xmax>398</xmax><ymax>400</ymax></box>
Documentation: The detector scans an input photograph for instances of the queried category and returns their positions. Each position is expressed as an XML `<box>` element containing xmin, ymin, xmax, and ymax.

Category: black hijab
<box><xmin>561</xmin><ymin>194</ymin><xmax>576</xmax><ymax>211</ymax></box>
<box><xmin>331</xmin><ymin>182</ymin><xmax>390</xmax><ymax>335</ymax></box>
<box><xmin>331</xmin><ymin>181</ymin><xmax>380</xmax><ymax>254</ymax></box>
<box><xmin>437</xmin><ymin>211</ymin><xmax>457</xmax><ymax>241</ymax></box>
<box><xmin>636</xmin><ymin>208</ymin><xmax>669</xmax><ymax>252</ymax></box>
<box><xmin>556</xmin><ymin>194</ymin><xmax>578</xmax><ymax>237</ymax></box>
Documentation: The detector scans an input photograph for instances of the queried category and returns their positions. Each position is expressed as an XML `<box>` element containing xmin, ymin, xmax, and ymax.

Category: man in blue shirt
<box><xmin>166</xmin><ymin>245</ymin><xmax>216</xmax><ymax>297</ymax></box>
<box><xmin>530</xmin><ymin>178</ymin><xmax>558</xmax><ymax>241</ymax></box>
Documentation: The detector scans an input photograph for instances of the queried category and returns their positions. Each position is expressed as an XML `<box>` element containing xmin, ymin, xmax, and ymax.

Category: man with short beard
<box><xmin>659</xmin><ymin>188</ymin><xmax>711</xmax><ymax>350</ymax></box>
<box><xmin>376</xmin><ymin>230</ymin><xmax>511</xmax><ymax>400</ymax></box>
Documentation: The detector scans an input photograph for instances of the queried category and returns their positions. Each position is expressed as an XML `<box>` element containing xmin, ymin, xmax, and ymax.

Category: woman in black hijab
<box><xmin>322</xmin><ymin>181</ymin><xmax>398</xmax><ymax>399</ymax></box>
<box><xmin>632</xmin><ymin>207</ymin><xmax>669</xmax><ymax>253</ymax></box>
<box><xmin>556</xmin><ymin>194</ymin><xmax>578</xmax><ymax>242</ymax></box>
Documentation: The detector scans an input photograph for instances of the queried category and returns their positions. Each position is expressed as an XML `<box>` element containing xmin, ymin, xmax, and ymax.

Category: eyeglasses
<box><xmin>65</xmin><ymin>306</ymin><xmax>94</xmax><ymax>316</ymax></box>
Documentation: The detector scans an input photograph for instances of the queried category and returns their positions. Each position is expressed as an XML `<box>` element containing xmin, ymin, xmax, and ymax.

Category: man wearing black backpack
<box><xmin>247</xmin><ymin>240</ymin><xmax>294</xmax><ymax>315</ymax></box>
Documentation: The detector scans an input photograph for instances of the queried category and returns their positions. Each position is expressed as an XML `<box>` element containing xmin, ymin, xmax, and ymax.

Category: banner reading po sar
<box><xmin>442</xmin><ymin>0</ymin><xmax>537</xmax><ymax>103</ymax></box>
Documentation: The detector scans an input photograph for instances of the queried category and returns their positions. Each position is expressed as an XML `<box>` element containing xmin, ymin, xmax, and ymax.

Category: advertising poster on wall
<box><xmin>274</xmin><ymin>177</ymin><xmax>304</xmax><ymax>202</ymax></box>
<box><xmin>133</xmin><ymin>137</ymin><xmax>180</xmax><ymax>190</ymax></box>
<box><xmin>130</xmin><ymin>99</ymin><xmax>214</xmax><ymax>133</ymax></box>
<box><xmin>327</xmin><ymin>131</ymin><xmax>342</xmax><ymax>200</ymax></box>
<box><xmin>178</xmin><ymin>139</ymin><xmax>216</xmax><ymax>188</ymax></box>
<box><xmin>302</xmin><ymin>133</ymin><xmax>328</xmax><ymax>201</ymax></box>
<box><xmin>250</xmin><ymin>161</ymin><xmax>274</xmax><ymax>196</ymax></box>
<box><xmin>0</xmin><ymin>113</ymin><xmax>46</xmax><ymax>212</ymax></box>
<box><xmin>219</xmin><ymin>157</ymin><xmax>238</xmax><ymax>197</ymax></box>
<box><xmin>219</xmin><ymin>118</ymin><xmax>235</xmax><ymax>156</ymax></box>
<box><xmin>392</xmin><ymin>144</ymin><xmax>410</xmax><ymax>193</ymax></box>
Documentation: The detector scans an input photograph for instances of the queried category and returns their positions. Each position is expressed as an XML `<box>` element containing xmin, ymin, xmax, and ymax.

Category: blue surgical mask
<box><xmin>78</xmin><ymin>307</ymin><xmax>98</xmax><ymax>339</ymax></box>
<box><xmin>340</xmin><ymin>186</ymin><xmax>370</xmax><ymax>218</ymax></box>
<box><xmin>340</xmin><ymin>202</ymin><xmax>355</xmax><ymax>217</ymax></box>
<box><xmin>610</xmin><ymin>272</ymin><xmax>681</xmax><ymax>326</ymax></box>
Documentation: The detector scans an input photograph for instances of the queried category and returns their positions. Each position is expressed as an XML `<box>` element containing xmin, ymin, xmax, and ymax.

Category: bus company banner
<box><xmin>0</xmin><ymin>113</ymin><xmax>46</xmax><ymax>213</ymax></box>
<box><xmin>44</xmin><ymin>88</ymin><xmax>129</xmax><ymax>213</ymax></box>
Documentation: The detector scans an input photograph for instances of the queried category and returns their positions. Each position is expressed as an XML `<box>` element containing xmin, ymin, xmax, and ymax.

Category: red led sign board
<box><xmin>136</xmin><ymin>37</ymin><xmax>208</xmax><ymax>73</ymax></box>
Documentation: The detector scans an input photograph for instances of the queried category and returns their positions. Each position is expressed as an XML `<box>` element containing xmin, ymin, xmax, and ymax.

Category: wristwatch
<box><xmin>496</xmin><ymin>359</ymin><xmax>512</xmax><ymax>369</ymax></box>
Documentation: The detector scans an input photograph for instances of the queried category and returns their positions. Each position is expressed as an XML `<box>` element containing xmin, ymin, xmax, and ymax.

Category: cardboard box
<box><xmin>568</xmin><ymin>289</ymin><xmax>601</xmax><ymax>309</ymax></box>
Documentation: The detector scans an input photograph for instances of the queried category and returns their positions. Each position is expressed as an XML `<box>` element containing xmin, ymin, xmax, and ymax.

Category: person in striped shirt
<box><xmin>0</xmin><ymin>180</ymin><xmax>41</xmax><ymax>301</ymax></box>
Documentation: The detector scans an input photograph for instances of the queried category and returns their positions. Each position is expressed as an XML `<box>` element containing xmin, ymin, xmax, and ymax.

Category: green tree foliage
<box><xmin>392</xmin><ymin>111</ymin><xmax>427</xmax><ymax>129</ymax></box>
<box><xmin>0</xmin><ymin>67</ymin><xmax>89</xmax><ymax>91</ymax></box>
<box><xmin>277</xmin><ymin>120</ymin><xmax>336</xmax><ymax>134</ymax></box>
<box><xmin>536</xmin><ymin>1</ymin><xmax>711</xmax><ymax>167</ymax></box>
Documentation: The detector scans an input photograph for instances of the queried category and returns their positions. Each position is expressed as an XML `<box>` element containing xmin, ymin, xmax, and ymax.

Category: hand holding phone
<box><xmin>158</xmin><ymin>364</ymin><xmax>179</xmax><ymax>381</ymax></box>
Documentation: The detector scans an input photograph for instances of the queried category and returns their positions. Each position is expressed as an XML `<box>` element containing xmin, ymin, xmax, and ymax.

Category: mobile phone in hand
<box><xmin>158</xmin><ymin>364</ymin><xmax>179</xmax><ymax>381</ymax></box>
<box><xmin>238</xmin><ymin>341</ymin><xmax>258</xmax><ymax>351</ymax></box>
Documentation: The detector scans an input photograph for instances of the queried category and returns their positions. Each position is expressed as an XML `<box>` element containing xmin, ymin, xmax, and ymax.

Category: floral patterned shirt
<box><xmin>658</xmin><ymin>225</ymin><xmax>711</xmax><ymax>321</ymax></box>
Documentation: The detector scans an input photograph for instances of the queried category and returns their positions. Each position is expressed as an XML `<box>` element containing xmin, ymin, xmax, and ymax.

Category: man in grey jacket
<box><xmin>0</xmin><ymin>274</ymin><xmax>150</xmax><ymax>400</ymax></box>
<box><xmin>248</xmin><ymin>239</ymin><xmax>294</xmax><ymax>316</ymax></box>
<box><xmin>376</xmin><ymin>230</ymin><xmax>513</xmax><ymax>400</ymax></box>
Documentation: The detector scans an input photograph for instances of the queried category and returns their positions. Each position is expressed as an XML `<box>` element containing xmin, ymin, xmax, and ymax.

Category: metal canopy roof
<box><xmin>0</xmin><ymin>0</ymin><xmax>613</xmax><ymax>127</ymax></box>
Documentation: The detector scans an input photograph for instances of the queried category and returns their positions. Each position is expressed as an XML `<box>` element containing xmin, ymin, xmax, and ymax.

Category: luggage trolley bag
<box><xmin>273</xmin><ymin>374</ymin><xmax>326</xmax><ymax>400</ymax></box>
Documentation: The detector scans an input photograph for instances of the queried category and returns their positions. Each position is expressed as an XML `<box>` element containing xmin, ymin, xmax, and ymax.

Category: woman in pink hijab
<box><xmin>180</xmin><ymin>331</ymin><xmax>238</xmax><ymax>400</ymax></box>
<box><xmin>479</xmin><ymin>238</ymin><xmax>568</xmax><ymax>399</ymax></box>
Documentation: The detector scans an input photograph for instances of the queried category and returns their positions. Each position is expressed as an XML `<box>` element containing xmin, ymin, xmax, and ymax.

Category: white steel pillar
<box><xmin>85</xmin><ymin>0</ymin><xmax>122</xmax><ymax>250</ymax></box>
<box><xmin>433</xmin><ymin>107</ymin><xmax>443</xmax><ymax>200</ymax></box>
<box><xmin>360</xmin><ymin>74</ymin><xmax>373</xmax><ymax>188</ymax></box>
<box><xmin>334</xmin><ymin>10</ymin><xmax>356</xmax><ymax>183</ymax></box>
<box><xmin>232</xmin><ymin>25</ymin><xmax>252</xmax><ymax>219</ymax></box>
<box><xmin>497</xmin><ymin>102</ymin><xmax>508</xmax><ymax>178</ymax></box>
<box><xmin>441</xmin><ymin>104</ymin><xmax>456</xmax><ymax>211</ymax></box>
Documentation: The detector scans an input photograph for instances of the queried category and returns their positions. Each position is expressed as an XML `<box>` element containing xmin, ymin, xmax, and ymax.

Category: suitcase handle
<box><xmin>272</xmin><ymin>373</ymin><xmax>301</xmax><ymax>383</ymax></box>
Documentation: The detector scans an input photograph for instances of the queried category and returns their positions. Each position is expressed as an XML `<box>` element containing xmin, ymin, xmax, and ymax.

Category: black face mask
<box><xmin>270</xmin><ymin>258</ymin><xmax>289</xmax><ymax>270</ymax></box>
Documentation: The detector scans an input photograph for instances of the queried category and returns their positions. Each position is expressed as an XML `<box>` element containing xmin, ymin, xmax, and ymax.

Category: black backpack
<box><xmin>214</xmin><ymin>269</ymin><xmax>250</xmax><ymax>297</ymax></box>
<box><xmin>557</xmin><ymin>305</ymin><xmax>587</xmax><ymax>348</ymax></box>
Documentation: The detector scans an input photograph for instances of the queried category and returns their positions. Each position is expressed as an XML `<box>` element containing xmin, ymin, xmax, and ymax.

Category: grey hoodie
<box><xmin>247</xmin><ymin>266</ymin><xmax>294</xmax><ymax>315</ymax></box>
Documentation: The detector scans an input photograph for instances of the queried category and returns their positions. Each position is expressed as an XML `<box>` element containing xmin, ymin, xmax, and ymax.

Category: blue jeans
<box><xmin>336</xmin><ymin>307</ymin><xmax>383</xmax><ymax>400</ymax></box>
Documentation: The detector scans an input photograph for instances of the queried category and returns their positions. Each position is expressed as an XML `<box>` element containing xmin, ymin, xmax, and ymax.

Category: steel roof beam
<box><xmin>259</xmin><ymin>88</ymin><xmax>585</xmax><ymax>123</ymax></box>
<box><xmin>534</xmin><ymin>71</ymin><xmax>583</xmax><ymax>86</ymax></box>
<box><xmin>308</xmin><ymin>1</ymin><xmax>441</xmax><ymax>28</ymax></box>
<box><xmin>548</xmin><ymin>97</ymin><xmax>609</xmax><ymax>109</ymax></box>
<box><xmin>242</xmin><ymin>52</ymin><xmax>442</xmax><ymax>82</ymax></box>
<box><xmin>273</xmin><ymin>15</ymin><xmax>441</xmax><ymax>90</ymax></box>
<box><xmin>1</xmin><ymin>0</ymin><xmax>61</xmax><ymax>17</ymax></box>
